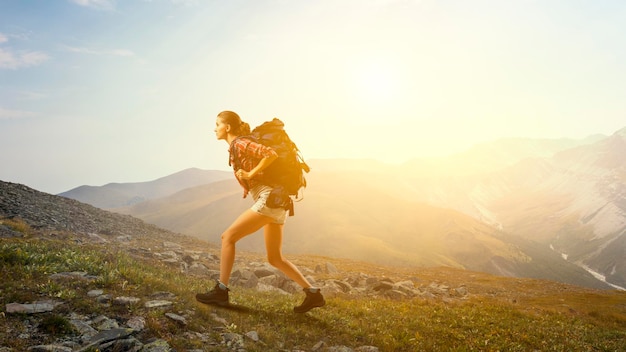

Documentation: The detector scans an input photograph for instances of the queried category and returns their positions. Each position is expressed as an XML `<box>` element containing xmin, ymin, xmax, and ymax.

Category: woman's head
<box><xmin>215</xmin><ymin>110</ymin><xmax>251</xmax><ymax>140</ymax></box>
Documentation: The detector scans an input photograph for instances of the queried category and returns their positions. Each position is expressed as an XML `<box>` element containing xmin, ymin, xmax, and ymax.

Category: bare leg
<box><xmin>264</xmin><ymin>222</ymin><xmax>312</xmax><ymax>288</ymax></box>
<box><xmin>220</xmin><ymin>209</ymin><xmax>272</xmax><ymax>285</ymax></box>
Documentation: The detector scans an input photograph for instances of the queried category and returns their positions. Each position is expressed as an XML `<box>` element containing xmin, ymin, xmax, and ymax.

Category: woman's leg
<box><xmin>220</xmin><ymin>209</ymin><xmax>272</xmax><ymax>285</ymax></box>
<box><xmin>264</xmin><ymin>222</ymin><xmax>312</xmax><ymax>288</ymax></box>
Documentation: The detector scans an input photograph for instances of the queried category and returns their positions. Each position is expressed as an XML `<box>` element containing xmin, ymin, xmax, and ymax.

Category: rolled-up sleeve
<box><xmin>245</xmin><ymin>140</ymin><xmax>277</xmax><ymax>160</ymax></box>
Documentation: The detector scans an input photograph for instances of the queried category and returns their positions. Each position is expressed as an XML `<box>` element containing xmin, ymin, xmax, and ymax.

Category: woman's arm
<box><xmin>237</xmin><ymin>153</ymin><xmax>277</xmax><ymax>180</ymax></box>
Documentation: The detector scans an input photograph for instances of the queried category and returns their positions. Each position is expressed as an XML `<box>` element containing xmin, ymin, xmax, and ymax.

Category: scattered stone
<box><xmin>150</xmin><ymin>291</ymin><xmax>176</xmax><ymax>300</ymax></box>
<box><xmin>210</xmin><ymin>313</ymin><xmax>228</xmax><ymax>325</ymax></box>
<box><xmin>96</xmin><ymin>294</ymin><xmax>112</xmax><ymax>304</ymax></box>
<box><xmin>326</xmin><ymin>262</ymin><xmax>339</xmax><ymax>274</ymax></box>
<box><xmin>87</xmin><ymin>289</ymin><xmax>104</xmax><ymax>297</ymax></box>
<box><xmin>126</xmin><ymin>316</ymin><xmax>146</xmax><ymax>331</ymax></box>
<box><xmin>312</xmin><ymin>340</ymin><xmax>326</xmax><ymax>351</ymax></box>
<box><xmin>454</xmin><ymin>286</ymin><xmax>469</xmax><ymax>297</ymax></box>
<box><xmin>327</xmin><ymin>346</ymin><xmax>354</xmax><ymax>352</ymax></box>
<box><xmin>92</xmin><ymin>315</ymin><xmax>119</xmax><ymax>330</ymax></box>
<box><xmin>139</xmin><ymin>338</ymin><xmax>172</xmax><ymax>352</ymax></box>
<box><xmin>165</xmin><ymin>312</ymin><xmax>187</xmax><ymax>325</ymax></box>
<box><xmin>87</xmin><ymin>233</ymin><xmax>108</xmax><ymax>243</ymax></box>
<box><xmin>69</xmin><ymin>319</ymin><xmax>98</xmax><ymax>339</ymax></box>
<box><xmin>27</xmin><ymin>345</ymin><xmax>73</xmax><ymax>352</ymax></box>
<box><xmin>144</xmin><ymin>300</ymin><xmax>173</xmax><ymax>309</ymax></box>
<box><xmin>222</xmin><ymin>333</ymin><xmax>245</xmax><ymax>349</ymax></box>
<box><xmin>49</xmin><ymin>271</ymin><xmax>98</xmax><ymax>281</ymax></box>
<box><xmin>163</xmin><ymin>241</ymin><xmax>182</xmax><ymax>250</ymax></box>
<box><xmin>113</xmin><ymin>296</ymin><xmax>140</xmax><ymax>306</ymax></box>
<box><xmin>6</xmin><ymin>300</ymin><xmax>61</xmax><ymax>314</ymax></box>
<box><xmin>245</xmin><ymin>330</ymin><xmax>260</xmax><ymax>342</ymax></box>
<box><xmin>88</xmin><ymin>328</ymin><xmax>134</xmax><ymax>345</ymax></box>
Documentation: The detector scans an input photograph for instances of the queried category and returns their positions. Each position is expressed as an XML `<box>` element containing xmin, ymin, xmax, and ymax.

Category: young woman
<box><xmin>196</xmin><ymin>110</ymin><xmax>325</xmax><ymax>313</ymax></box>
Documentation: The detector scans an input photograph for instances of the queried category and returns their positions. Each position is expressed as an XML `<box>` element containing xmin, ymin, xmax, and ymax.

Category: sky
<box><xmin>1</xmin><ymin>0</ymin><xmax>625</xmax><ymax>194</ymax></box>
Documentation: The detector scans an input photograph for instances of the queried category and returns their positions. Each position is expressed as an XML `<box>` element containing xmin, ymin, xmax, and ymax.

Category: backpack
<box><xmin>229</xmin><ymin>118</ymin><xmax>310</xmax><ymax>216</ymax></box>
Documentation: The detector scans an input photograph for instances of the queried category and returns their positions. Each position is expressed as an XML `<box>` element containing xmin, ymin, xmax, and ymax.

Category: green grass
<box><xmin>1</xmin><ymin>236</ymin><xmax>625</xmax><ymax>351</ymax></box>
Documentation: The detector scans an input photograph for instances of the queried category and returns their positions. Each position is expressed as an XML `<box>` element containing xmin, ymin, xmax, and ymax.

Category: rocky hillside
<box><xmin>2</xmin><ymin>180</ymin><xmax>626</xmax><ymax>351</ymax></box>
<box><xmin>0</xmin><ymin>180</ymin><xmax>475</xmax><ymax>351</ymax></box>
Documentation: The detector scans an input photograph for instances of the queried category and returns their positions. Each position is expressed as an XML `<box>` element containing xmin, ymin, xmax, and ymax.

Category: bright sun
<box><xmin>351</xmin><ymin>60</ymin><xmax>397</xmax><ymax>105</ymax></box>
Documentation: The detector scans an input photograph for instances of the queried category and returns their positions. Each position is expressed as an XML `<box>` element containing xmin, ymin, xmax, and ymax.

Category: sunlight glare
<box><xmin>352</xmin><ymin>60</ymin><xmax>396</xmax><ymax>104</ymax></box>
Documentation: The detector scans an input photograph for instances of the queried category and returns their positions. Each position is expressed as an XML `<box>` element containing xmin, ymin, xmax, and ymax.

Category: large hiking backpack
<box><xmin>230</xmin><ymin>118</ymin><xmax>310</xmax><ymax>215</ymax></box>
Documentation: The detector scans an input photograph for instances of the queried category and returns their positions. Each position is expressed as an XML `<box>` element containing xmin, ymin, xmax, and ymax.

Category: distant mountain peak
<box><xmin>614</xmin><ymin>126</ymin><xmax>626</xmax><ymax>138</ymax></box>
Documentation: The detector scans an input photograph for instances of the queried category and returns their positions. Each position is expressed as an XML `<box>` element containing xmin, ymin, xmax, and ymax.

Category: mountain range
<box><xmin>58</xmin><ymin>168</ymin><xmax>232</xmax><ymax>209</ymax></box>
<box><xmin>59</xmin><ymin>127</ymin><xmax>626</xmax><ymax>290</ymax></box>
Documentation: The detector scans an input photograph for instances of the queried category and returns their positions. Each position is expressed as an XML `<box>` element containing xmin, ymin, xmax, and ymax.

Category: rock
<box><xmin>231</xmin><ymin>268</ymin><xmax>259</xmax><ymax>288</ymax></box>
<box><xmin>5</xmin><ymin>300</ymin><xmax>61</xmax><ymax>314</ymax></box>
<box><xmin>187</xmin><ymin>262</ymin><xmax>209</xmax><ymax>276</ymax></box>
<box><xmin>49</xmin><ymin>271</ymin><xmax>96</xmax><ymax>281</ymax></box>
<box><xmin>371</xmin><ymin>281</ymin><xmax>394</xmax><ymax>292</ymax></box>
<box><xmin>126</xmin><ymin>316</ymin><xmax>146</xmax><ymax>331</ymax></box>
<box><xmin>96</xmin><ymin>294</ymin><xmax>112</xmax><ymax>304</ymax></box>
<box><xmin>69</xmin><ymin>319</ymin><xmax>98</xmax><ymax>339</ymax></box>
<box><xmin>88</xmin><ymin>328</ymin><xmax>134</xmax><ymax>344</ymax></box>
<box><xmin>245</xmin><ymin>330</ymin><xmax>260</xmax><ymax>342</ymax></box>
<box><xmin>326</xmin><ymin>262</ymin><xmax>339</xmax><ymax>274</ymax></box>
<box><xmin>144</xmin><ymin>300</ymin><xmax>173</xmax><ymax>309</ymax></box>
<box><xmin>254</xmin><ymin>268</ymin><xmax>275</xmax><ymax>278</ymax></box>
<box><xmin>332</xmin><ymin>279</ymin><xmax>353</xmax><ymax>293</ymax></box>
<box><xmin>312</xmin><ymin>341</ymin><xmax>326</xmax><ymax>351</ymax></box>
<box><xmin>222</xmin><ymin>333</ymin><xmax>245</xmax><ymax>349</ymax></box>
<box><xmin>327</xmin><ymin>346</ymin><xmax>353</xmax><ymax>352</ymax></box>
<box><xmin>165</xmin><ymin>313</ymin><xmax>187</xmax><ymax>325</ymax></box>
<box><xmin>453</xmin><ymin>286</ymin><xmax>469</xmax><ymax>297</ymax></box>
<box><xmin>210</xmin><ymin>313</ymin><xmax>228</xmax><ymax>325</ymax></box>
<box><xmin>116</xmin><ymin>235</ymin><xmax>132</xmax><ymax>242</ymax></box>
<box><xmin>150</xmin><ymin>291</ymin><xmax>176</xmax><ymax>300</ymax></box>
<box><xmin>92</xmin><ymin>315</ymin><xmax>119</xmax><ymax>330</ymax></box>
<box><xmin>385</xmin><ymin>289</ymin><xmax>408</xmax><ymax>300</ymax></box>
<box><xmin>27</xmin><ymin>345</ymin><xmax>72</xmax><ymax>352</ymax></box>
<box><xmin>355</xmin><ymin>346</ymin><xmax>380</xmax><ymax>352</ymax></box>
<box><xmin>87</xmin><ymin>289</ymin><xmax>104</xmax><ymax>297</ymax></box>
<box><xmin>140</xmin><ymin>338</ymin><xmax>172</xmax><ymax>352</ymax></box>
<box><xmin>97</xmin><ymin>337</ymin><xmax>143</xmax><ymax>352</ymax></box>
<box><xmin>163</xmin><ymin>241</ymin><xmax>182</xmax><ymax>250</ymax></box>
<box><xmin>113</xmin><ymin>296</ymin><xmax>140</xmax><ymax>306</ymax></box>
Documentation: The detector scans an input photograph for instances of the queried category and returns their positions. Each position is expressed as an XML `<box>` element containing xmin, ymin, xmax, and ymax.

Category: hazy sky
<box><xmin>1</xmin><ymin>0</ymin><xmax>625</xmax><ymax>194</ymax></box>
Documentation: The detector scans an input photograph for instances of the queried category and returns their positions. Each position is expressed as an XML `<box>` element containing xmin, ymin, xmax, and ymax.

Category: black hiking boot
<box><xmin>196</xmin><ymin>283</ymin><xmax>229</xmax><ymax>306</ymax></box>
<box><xmin>294</xmin><ymin>288</ymin><xmax>325</xmax><ymax>313</ymax></box>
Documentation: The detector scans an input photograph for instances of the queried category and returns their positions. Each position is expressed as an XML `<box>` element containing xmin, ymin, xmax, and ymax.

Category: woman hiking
<box><xmin>195</xmin><ymin>110</ymin><xmax>325</xmax><ymax>313</ymax></box>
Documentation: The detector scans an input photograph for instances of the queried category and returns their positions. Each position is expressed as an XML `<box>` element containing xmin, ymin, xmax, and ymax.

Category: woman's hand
<box><xmin>237</xmin><ymin>154</ymin><xmax>277</xmax><ymax>180</ymax></box>
<box><xmin>236</xmin><ymin>169</ymin><xmax>252</xmax><ymax>180</ymax></box>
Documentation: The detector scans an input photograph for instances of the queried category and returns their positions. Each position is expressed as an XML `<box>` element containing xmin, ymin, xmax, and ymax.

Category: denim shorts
<box><xmin>250</xmin><ymin>185</ymin><xmax>287</xmax><ymax>225</ymax></box>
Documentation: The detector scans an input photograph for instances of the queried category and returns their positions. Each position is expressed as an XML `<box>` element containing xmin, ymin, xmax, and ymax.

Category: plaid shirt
<box><xmin>229</xmin><ymin>137</ymin><xmax>278</xmax><ymax>198</ymax></box>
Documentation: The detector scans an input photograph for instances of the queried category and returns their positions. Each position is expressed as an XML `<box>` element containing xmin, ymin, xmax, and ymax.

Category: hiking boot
<box><xmin>294</xmin><ymin>288</ymin><xmax>325</xmax><ymax>313</ymax></box>
<box><xmin>196</xmin><ymin>283</ymin><xmax>229</xmax><ymax>306</ymax></box>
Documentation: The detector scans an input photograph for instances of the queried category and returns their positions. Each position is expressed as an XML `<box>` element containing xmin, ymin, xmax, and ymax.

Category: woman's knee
<box><xmin>267</xmin><ymin>253</ymin><xmax>285</xmax><ymax>268</ymax></box>
<box><xmin>221</xmin><ymin>231</ymin><xmax>238</xmax><ymax>246</ymax></box>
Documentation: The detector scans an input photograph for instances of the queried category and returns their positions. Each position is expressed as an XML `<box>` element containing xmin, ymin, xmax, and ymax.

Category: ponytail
<box><xmin>239</xmin><ymin>121</ymin><xmax>251</xmax><ymax>136</ymax></box>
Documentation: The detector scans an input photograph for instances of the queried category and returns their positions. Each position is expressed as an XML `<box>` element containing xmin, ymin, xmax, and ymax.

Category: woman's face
<box><xmin>214</xmin><ymin>117</ymin><xmax>229</xmax><ymax>140</ymax></box>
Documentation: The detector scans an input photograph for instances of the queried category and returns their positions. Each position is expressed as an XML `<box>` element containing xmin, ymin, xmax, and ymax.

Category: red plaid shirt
<box><xmin>229</xmin><ymin>137</ymin><xmax>278</xmax><ymax>198</ymax></box>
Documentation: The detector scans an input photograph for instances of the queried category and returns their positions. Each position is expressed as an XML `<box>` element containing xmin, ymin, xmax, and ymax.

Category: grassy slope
<box><xmin>1</xmin><ymin>220</ymin><xmax>624</xmax><ymax>352</ymax></box>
